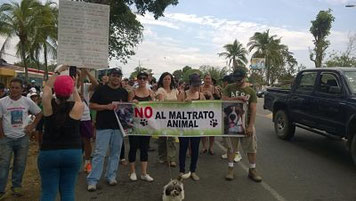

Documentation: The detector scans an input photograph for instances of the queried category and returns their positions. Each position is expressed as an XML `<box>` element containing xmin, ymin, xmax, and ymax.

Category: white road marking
<box><xmin>215</xmin><ymin>141</ymin><xmax>287</xmax><ymax>201</ymax></box>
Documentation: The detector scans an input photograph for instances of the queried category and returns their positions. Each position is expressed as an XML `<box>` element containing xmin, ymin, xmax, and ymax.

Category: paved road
<box><xmin>75</xmin><ymin>98</ymin><xmax>356</xmax><ymax>201</ymax></box>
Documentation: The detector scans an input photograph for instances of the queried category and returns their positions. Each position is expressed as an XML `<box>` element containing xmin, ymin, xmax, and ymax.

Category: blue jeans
<box><xmin>87</xmin><ymin>129</ymin><xmax>123</xmax><ymax>185</ymax></box>
<box><xmin>38</xmin><ymin>149</ymin><xmax>82</xmax><ymax>201</ymax></box>
<box><xmin>0</xmin><ymin>135</ymin><xmax>29</xmax><ymax>193</ymax></box>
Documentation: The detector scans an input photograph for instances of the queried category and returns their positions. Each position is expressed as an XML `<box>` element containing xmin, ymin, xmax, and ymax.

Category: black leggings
<box><xmin>120</xmin><ymin>142</ymin><xmax>125</xmax><ymax>160</ymax></box>
<box><xmin>128</xmin><ymin>136</ymin><xmax>150</xmax><ymax>162</ymax></box>
<box><xmin>179</xmin><ymin>137</ymin><xmax>200</xmax><ymax>173</ymax></box>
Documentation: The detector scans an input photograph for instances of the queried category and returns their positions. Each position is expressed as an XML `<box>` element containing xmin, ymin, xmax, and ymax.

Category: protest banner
<box><xmin>114</xmin><ymin>101</ymin><xmax>247</xmax><ymax>137</ymax></box>
<box><xmin>58</xmin><ymin>0</ymin><xmax>110</xmax><ymax>69</ymax></box>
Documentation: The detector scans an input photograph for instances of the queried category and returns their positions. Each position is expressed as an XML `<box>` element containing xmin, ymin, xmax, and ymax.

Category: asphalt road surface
<box><xmin>75</xmin><ymin>98</ymin><xmax>356</xmax><ymax>201</ymax></box>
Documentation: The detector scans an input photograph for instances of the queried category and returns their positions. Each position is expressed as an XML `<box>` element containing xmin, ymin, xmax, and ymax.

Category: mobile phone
<box><xmin>69</xmin><ymin>66</ymin><xmax>77</xmax><ymax>77</ymax></box>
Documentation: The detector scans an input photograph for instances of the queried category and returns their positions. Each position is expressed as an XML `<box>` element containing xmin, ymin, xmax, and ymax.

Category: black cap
<box><xmin>108</xmin><ymin>68</ymin><xmax>122</xmax><ymax>76</ymax></box>
<box><xmin>222</xmin><ymin>75</ymin><xmax>231</xmax><ymax>82</ymax></box>
<box><xmin>231</xmin><ymin>68</ymin><xmax>246</xmax><ymax>81</ymax></box>
<box><xmin>137</xmin><ymin>71</ymin><xmax>148</xmax><ymax>78</ymax></box>
<box><xmin>189</xmin><ymin>73</ymin><xmax>201</xmax><ymax>87</ymax></box>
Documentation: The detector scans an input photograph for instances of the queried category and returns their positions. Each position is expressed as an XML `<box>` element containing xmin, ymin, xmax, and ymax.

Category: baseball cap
<box><xmin>222</xmin><ymin>75</ymin><xmax>232</xmax><ymax>83</ymax></box>
<box><xmin>189</xmin><ymin>73</ymin><xmax>201</xmax><ymax>87</ymax></box>
<box><xmin>54</xmin><ymin>75</ymin><xmax>74</xmax><ymax>98</ymax></box>
<box><xmin>27</xmin><ymin>91</ymin><xmax>38</xmax><ymax>98</ymax></box>
<box><xmin>231</xmin><ymin>68</ymin><xmax>246</xmax><ymax>81</ymax></box>
<box><xmin>108</xmin><ymin>68</ymin><xmax>122</xmax><ymax>76</ymax></box>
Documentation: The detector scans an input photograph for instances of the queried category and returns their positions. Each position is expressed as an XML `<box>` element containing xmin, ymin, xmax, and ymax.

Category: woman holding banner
<box><xmin>200</xmin><ymin>74</ymin><xmax>217</xmax><ymax>155</ymax></box>
<box><xmin>128</xmin><ymin>71</ymin><xmax>155</xmax><ymax>182</ymax></box>
<box><xmin>179</xmin><ymin>73</ymin><xmax>206</xmax><ymax>181</ymax></box>
<box><xmin>156</xmin><ymin>72</ymin><xmax>183</xmax><ymax>167</ymax></box>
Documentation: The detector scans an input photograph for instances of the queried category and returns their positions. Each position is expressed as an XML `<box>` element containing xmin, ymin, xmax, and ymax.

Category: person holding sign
<box><xmin>127</xmin><ymin>72</ymin><xmax>155</xmax><ymax>182</ymax></box>
<box><xmin>156</xmin><ymin>72</ymin><xmax>183</xmax><ymax>167</ymax></box>
<box><xmin>39</xmin><ymin>65</ymin><xmax>84</xmax><ymax>201</ymax></box>
<box><xmin>179</xmin><ymin>73</ymin><xmax>206</xmax><ymax>181</ymax></box>
<box><xmin>200</xmin><ymin>74</ymin><xmax>217</xmax><ymax>155</ymax></box>
<box><xmin>87</xmin><ymin>68</ymin><xmax>128</xmax><ymax>191</ymax></box>
<box><xmin>222</xmin><ymin>68</ymin><xmax>262</xmax><ymax>182</ymax></box>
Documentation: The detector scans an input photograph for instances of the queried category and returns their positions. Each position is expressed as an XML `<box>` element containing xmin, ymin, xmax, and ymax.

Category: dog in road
<box><xmin>162</xmin><ymin>176</ymin><xmax>185</xmax><ymax>201</ymax></box>
<box><xmin>224</xmin><ymin>104</ymin><xmax>245</xmax><ymax>135</ymax></box>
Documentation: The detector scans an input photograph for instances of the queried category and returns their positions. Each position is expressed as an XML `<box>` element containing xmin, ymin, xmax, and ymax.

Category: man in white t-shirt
<box><xmin>0</xmin><ymin>78</ymin><xmax>42</xmax><ymax>199</ymax></box>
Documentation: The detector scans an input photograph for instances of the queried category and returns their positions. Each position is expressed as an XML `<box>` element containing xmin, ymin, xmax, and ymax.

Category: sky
<box><xmin>1</xmin><ymin>0</ymin><xmax>356</xmax><ymax>78</ymax></box>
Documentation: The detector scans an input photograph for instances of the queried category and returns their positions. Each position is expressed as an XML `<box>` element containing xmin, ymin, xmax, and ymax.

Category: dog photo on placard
<box><xmin>114</xmin><ymin>103</ymin><xmax>134</xmax><ymax>131</ymax></box>
<box><xmin>223</xmin><ymin>102</ymin><xmax>246</xmax><ymax>135</ymax></box>
<box><xmin>162</xmin><ymin>176</ymin><xmax>185</xmax><ymax>201</ymax></box>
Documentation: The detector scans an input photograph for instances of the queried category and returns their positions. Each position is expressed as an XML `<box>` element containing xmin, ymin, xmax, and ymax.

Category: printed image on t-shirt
<box><xmin>11</xmin><ymin>110</ymin><xmax>23</xmax><ymax>126</ymax></box>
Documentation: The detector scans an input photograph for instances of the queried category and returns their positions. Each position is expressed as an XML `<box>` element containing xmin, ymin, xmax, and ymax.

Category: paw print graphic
<box><xmin>210</xmin><ymin>119</ymin><xmax>218</xmax><ymax>127</ymax></box>
<box><xmin>140</xmin><ymin>119</ymin><xmax>148</xmax><ymax>126</ymax></box>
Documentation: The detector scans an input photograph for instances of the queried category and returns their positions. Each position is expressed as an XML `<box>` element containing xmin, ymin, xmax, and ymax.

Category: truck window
<box><xmin>317</xmin><ymin>73</ymin><xmax>340</xmax><ymax>94</ymax></box>
<box><xmin>295</xmin><ymin>72</ymin><xmax>317</xmax><ymax>92</ymax></box>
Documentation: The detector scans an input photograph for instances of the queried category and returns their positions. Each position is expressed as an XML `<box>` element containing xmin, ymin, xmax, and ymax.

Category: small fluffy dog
<box><xmin>162</xmin><ymin>176</ymin><xmax>185</xmax><ymax>201</ymax></box>
<box><xmin>224</xmin><ymin>104</ymin><xmax>245</xmax><ymax>134</ymax></box>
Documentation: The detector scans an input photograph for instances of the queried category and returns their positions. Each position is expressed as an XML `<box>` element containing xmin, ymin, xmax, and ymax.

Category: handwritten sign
<box><xmin>58</xmin><ymin>0</ymin><xmax>110</xmax><ymax>69</ymax></box>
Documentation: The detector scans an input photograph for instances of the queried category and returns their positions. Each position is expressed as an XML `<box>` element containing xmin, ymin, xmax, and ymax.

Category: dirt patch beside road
<box><xmin>4</xmin><ymin>140</ymin><xmax>40</xmax><ymax>201</ymax></box>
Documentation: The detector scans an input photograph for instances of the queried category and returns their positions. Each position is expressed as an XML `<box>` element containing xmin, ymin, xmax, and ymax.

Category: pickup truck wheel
<box><xmin>274</xmin><ymin>110</ymin><xmax>295</xmax><ymax>140</ymax></box>
<box><xmin>351</xmin><ymin>135</ymin><xmax>356</xmax><ymax>165</ymax></box>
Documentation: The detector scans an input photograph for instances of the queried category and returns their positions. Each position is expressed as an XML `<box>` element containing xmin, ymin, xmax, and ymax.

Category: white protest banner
<box><xmin>58</xmin><ymin>0</ymin><xmax>110</xmax><ymax>69</ymax></box>
<box><xmin>114</xmin><ymin>101</ymin><xmax>247</xmax><ymax>137</ymax></box>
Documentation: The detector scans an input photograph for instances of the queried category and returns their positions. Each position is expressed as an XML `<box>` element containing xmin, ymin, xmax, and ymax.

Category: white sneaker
<box><xmin>221</xmin><ymin>153</ymin><xmax>228</xmax><ymax>159</ymax></box>
<box><xmin>87</xmin><ymin>184</ymin><xmax>96</xmax><ymax>192</ymax></box>
<box><xmin>181</xmin><ymin>172</ymin><xmax>191</xmax><ymax>179</ymax></box>
<box><xmin>234</xmin><ymin>152</ymin><xmax>242</xmax><ymax>162</ymax></box>
<box><xmin>129</xmin><ymin>172</ymin><xmax>137</xmax><ymax>181</ymax></box>
<box><xmin>141</xmin><ymin>174</ymin><xmax>154</xmax><ymax>182</ymax></box>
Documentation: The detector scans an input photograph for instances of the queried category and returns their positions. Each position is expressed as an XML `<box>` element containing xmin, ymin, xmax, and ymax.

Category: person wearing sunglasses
<box><xmin>127</xmin><ymin>72</ymin><xmax>155</xmax><ymax>182</ymax></box>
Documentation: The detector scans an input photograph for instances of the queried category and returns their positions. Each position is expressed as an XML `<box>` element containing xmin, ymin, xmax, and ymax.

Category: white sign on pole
<box><xmin>58</xmin><ymin>0</ymin><xmax>110</xmax><ymax>69</ymax></box>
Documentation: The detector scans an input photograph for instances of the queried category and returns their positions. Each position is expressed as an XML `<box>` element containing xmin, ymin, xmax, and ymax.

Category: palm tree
<box><xmin>0</xmin><ymin>0</ymin><xmax>42</xmax><ymax>82</ymax></box>
<box><xmin>218</xmin><ymin>39</ymin><xmax>248</xmax><ymax>70</ymax></box>
<box><xmin>29</xmin><ymin>1</ymin><xmax>57</xmax><ymax>80</ymax></box>
<box><xmin>248</xmin><ymin>30</ymin><xmax>284</xmax><ymax>85</ymax></box>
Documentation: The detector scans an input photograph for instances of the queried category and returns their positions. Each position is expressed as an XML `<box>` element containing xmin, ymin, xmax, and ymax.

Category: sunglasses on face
<box><xmin>138</xmin><ymin>76</ymin><xmax>147</xmax><ymax>81</ymax></box>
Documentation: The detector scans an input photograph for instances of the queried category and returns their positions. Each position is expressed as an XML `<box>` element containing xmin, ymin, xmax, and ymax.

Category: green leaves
<box><xmin>218</xmin><ymin>39</ymin><xmax>248</xmax><ymax>70</ymax></box>
<box><xmin>309</xmin><ymin>9</ymin><xmax>335</xmax><ymax>67</ymax></box>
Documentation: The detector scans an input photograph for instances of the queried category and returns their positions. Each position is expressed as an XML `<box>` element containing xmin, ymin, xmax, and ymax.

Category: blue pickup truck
<box><xmin>264</xmin><ymin>68</ymin><xmax>356</xmax><ymax>164</ymax></box>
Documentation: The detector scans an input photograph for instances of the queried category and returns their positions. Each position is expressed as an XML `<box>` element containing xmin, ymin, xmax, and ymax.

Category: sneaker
<box><xmin>234</xmin><ymin>152</ymin><xmax>242</xmax><ymax>162</ymax></box>
<box><xmin>221</xmin><ymin>153</ymin><xmax>228</xmax><ymax>159</ymax></box>
<box><xmin>181</xmin><ymin>172</ymin><xmax>191</xmax><ymax>180</ymax></box>
<box><xmin>169</xmin><ymin>161</ymin><xmax>176</xmax><ymax>167</ymax></box>
<box><xmin>120</xmin><ymin>159</ymin><xmax>127</xmax><ymax>166</ymax></box>
<box><xmin>0</xmin><ymin>192</ymin><xmax>6</xmax><ymax>200</ymax></box>
<box><xmin>11</xmin><ymin>187</ymin><xmax>23</xmax><ymax>197</ymax></box>
<box><xmin>225</xmin><ymin>167</ymin><xmax>234</xmax><ymax>181</ymax></box>
<box><xmin>191</xmin><ymin>172</ymin><xmax>200</xmax><ymax>181</ymax></box>
<box><xmin>248</xmin><ymin>168</ymin><xmax>262</xmax><ymax>183</ymax></box>
<box><xmin>108</xmin><ymin>179</ymin><xmax>117</xmax><ymax>186</ymax></box>
<box><xmin>141</xmin><ymin>174</ymin><xmax>154</xmax><ymax>182</ymax></box>
<box><xmin>129</xmin><ymin>172</ymin><xmax>137</xmax><ymax>181</ymax></box>
<box><xmin>87</xmin><ymin>184</ymin><xmax>96</xmax><ymax>192</ymax></box>
<box><xmin>84</xmin><ymin>162</ymin><xmax>92</xmax><ymax>173</ymax></box>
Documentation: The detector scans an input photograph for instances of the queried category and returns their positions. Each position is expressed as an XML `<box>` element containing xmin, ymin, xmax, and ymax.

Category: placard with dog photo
<box><xmin>223</xmin><ymin>101</ymin><xmax>247</xmax><ymax>137</ymax></box>
<box><xmin>113</xmin><ymin>102</ymin><xmax>134</xmax><ymax>136</ymax></box>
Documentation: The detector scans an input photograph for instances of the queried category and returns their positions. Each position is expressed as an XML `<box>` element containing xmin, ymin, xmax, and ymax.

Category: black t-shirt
<box><xmin>90</xmin><ymin>85</ymin><xmax>128</xmax><ymax>129</ymax></box>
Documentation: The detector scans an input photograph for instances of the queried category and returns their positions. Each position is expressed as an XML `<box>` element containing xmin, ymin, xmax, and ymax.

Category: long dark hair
<box><xmin>52</xmin><ymin>96</ymin><xmax>72</xmax><ymax>130</ymax></box>
<box><xmin>158</xmin><ymin>72</ymin><xmax>175</xmax><ymax>90</ymax></box>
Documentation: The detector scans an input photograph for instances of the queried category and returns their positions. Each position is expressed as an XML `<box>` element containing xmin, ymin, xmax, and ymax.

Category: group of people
<box><xmin>0</xmin><ymin>66</ymin><xmax>262</xmax><ymax>201</ymax></box>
